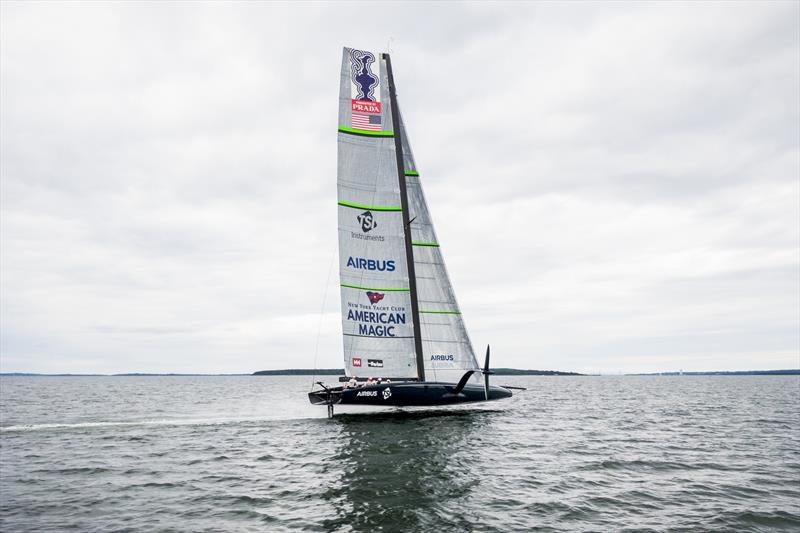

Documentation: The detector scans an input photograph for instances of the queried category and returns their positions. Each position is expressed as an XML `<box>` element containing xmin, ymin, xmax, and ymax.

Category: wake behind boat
<box><xmin>309</xmin><ymin>47</ymin><xmax>512</xmax><ymax>416</ymax></box>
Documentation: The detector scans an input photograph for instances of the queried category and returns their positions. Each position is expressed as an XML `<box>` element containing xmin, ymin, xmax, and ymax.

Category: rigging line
<box><xmin>310</xmin><ymin>242</ymin><xmax>338</xmax><ymax>391</ymax></box>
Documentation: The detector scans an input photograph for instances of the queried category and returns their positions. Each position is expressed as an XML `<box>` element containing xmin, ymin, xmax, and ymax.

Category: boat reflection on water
<box><xmin>320</xmin><ymin>408</ymin><xmax>498</xmax><ymax>531</ymax></box>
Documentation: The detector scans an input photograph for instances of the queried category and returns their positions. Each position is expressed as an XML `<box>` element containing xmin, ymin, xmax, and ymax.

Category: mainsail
<box><xmin>337</xmin><ymin>47</ymin><xmax>480</xmax><ymax>383</ymax></box>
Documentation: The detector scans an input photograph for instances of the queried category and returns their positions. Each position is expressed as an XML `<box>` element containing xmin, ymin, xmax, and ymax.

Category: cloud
<box><xmin>1</xmin><ymin>1</ymin><xmax>798</xmax><ymax>373</ymax></box>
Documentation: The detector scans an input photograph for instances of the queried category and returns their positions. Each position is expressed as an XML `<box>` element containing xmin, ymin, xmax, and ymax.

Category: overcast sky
<box><xmin>1</xmin><ymin>1</ymin><xmax>798</xmax><ymax>374</ymax></box>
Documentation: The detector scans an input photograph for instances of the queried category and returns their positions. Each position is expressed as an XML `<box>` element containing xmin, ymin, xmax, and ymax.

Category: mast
<box><xmin>383</xmin><ymin>53</ymin><xmax>425</xmax><ymax>382</ymax></box>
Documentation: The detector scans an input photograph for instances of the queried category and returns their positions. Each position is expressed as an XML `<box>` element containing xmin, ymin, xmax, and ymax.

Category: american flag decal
<box><xmin>351</xmin><ymin>112</ymin><xmax>382</xmax><ymax>131</ymax></box>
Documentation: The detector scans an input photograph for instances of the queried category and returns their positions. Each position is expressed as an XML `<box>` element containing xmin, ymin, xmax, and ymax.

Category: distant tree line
<box><xmin>634</xmin><ymin>369</ymin><xmax>800</xmax><ymax>376</ymax></box>
<box><xmin>252</xmin><ymin>369</ymin><xmax>343</xmax><ymax>376</ymax></box>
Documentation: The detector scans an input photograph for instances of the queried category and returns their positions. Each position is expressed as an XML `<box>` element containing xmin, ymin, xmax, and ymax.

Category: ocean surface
<box><xmin>1</xmin><ymin>375</ymin><xmax>798</xmax><ymax>532</ymax></box>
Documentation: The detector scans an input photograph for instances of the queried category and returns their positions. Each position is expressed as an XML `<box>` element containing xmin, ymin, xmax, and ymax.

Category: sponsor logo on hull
<box><xmin>356</xmin><ymin>390</ymin><xmax>378</xmax><ymax>397</ymax></box>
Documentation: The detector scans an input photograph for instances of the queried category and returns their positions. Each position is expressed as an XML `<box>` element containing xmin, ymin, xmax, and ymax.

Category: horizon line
<box><xmin>1</xmin><ymin>368</ymin><xmax>799</xmax><ymax>377</ymax></box>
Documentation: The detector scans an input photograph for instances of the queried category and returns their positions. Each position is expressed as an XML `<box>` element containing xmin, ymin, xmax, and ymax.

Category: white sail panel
<box><xmin>397</xmin><ymin>111</ymin><xmax>481</xmax><ymax>384</ymax></box>
<box><xmin>337</xmin><ymin>48</ymin><xmax>417</xmax><ymax>379</ymax></box>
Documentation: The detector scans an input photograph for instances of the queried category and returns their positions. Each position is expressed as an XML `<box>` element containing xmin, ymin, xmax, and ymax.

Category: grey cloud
<box><xmin>1</xmin><ymin>1</ymin><xmax>797</xmax><ymax>374</ymax></box>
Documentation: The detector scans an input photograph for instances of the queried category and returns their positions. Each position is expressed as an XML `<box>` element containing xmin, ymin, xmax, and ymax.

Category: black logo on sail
<box><xmin>358</xmin><ymin>211</ymin><xmax>377</xmax><ymax>233</ymax></box>
<box><xmin>367</xmin><ymin>359</ymin><xmax>383</xmax><ymax>368</ymax></box>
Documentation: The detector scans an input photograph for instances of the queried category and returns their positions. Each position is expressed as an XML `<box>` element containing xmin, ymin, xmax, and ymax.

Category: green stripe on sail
<box><xmin>412</xmin><ymin>241</ymin><xmax>440</xmax><ymax>247</ymax></box>
<box><xmin>341</xmin><ymin>283</ymin><xmax>410</xmax><ymax>292</ymax></box>
<box><xmin>419</xmin><ymin>310</ymin><xmax>461</xmax><ymax>315</ymax></box>
<box><xmin>404</xmin><ymin>171</ymin><xmax>419</xmax><ymax>176</ymax></box>
<box><xmin>338</xmin><ymin>201</ymin><xmax>402</xmax><ymax>212</ymax></box>
<box><xmin>338</xmin><ymin>126</ymin><xmax>394</xmax><ymax>137</ymax></box>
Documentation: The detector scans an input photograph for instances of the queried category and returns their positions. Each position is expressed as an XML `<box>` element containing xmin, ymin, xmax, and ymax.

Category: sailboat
<box><xmin>309</xmin><ymin>47</ymin><xmax>513</xmax><ymax>416</ymax></box>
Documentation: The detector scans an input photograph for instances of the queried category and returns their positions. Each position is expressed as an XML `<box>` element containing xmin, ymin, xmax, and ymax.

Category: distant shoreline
<box><xmin>249</xmin><ymin>369</ymin><xmax>800</xmax><ymax>376</ymax></box>
<box><xmin>629</xmin><ymin>369</ymin><xmax>800</xmax><ymax>376</ymax></box>
<box><xmin>3</xmin><ymin>369</ymin><xmax>797</xmax><ymax>377</ymax></box>
<box><xmin>0</xmin><ymin>373</ymin><xmax>250</xmax><ymax>377</ymax></box>
<box><xmin>251</xmin><ymin>368</ymin><xmax>584</xmax><ymax>376</ymax></box>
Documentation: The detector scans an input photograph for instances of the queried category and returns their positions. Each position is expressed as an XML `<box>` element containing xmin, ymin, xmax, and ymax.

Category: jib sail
<box><xmin>397</xmin><ymin>110</ymin><xmax>482</xmax><ymax>384</ymax></box>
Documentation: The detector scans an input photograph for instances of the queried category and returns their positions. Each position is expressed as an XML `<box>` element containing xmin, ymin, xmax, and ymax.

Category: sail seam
<box><xmin>412</xmin><ymin>241</ymin><xmax>439</xmax><ymax>247</ymax></box>
<box><xmin>419</xmin><ymin>310</ymin><xmax>461</xmax><ymax>314</ymax></box>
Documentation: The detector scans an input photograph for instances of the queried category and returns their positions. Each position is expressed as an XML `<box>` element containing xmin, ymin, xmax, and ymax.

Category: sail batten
<box><xmin>338</xmin><ymin>201</ymin><xmax>402</xmax><ymax>212</ymax></box>
<box><xmin>338</xmin><ymin>126</ymin><xmax>395</xmax><ymax>137</ymax></box>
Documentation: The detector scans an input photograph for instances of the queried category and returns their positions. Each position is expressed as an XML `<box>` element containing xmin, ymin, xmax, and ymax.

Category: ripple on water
<box><xmin>1</xmin><ymin>375</ymin><xmax>798</xmax><ymax>532</ymax></box>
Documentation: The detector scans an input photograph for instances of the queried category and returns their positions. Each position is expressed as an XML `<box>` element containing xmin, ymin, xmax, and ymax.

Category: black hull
<box><xmin>308</xmin><ymin>381</ymin><xmax>512</xmax><ymax>407</ymax></box>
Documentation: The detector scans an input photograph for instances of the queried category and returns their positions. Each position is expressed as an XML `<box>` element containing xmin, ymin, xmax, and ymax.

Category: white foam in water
<box><xmin>1</xmin><ymin>415</ymin><xmax>308</xmax><ymax>433</ymax></box>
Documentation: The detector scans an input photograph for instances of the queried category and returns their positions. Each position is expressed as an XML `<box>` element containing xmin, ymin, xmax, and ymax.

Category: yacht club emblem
<box><xmin>382</xmin><ymin>387</ymin><xmax>392</xmax><ymax>400</ymax></box>
<box><xmin>366</xmin><ymin>291</ymin><xmax>385</xmax><ymax>305</ymax></box>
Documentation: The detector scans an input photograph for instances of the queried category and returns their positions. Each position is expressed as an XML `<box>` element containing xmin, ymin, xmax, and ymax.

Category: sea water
<box><xmin>1</xmin><ymin>375</ymin><xmax>798</xmax><ymax>531</ymax></box>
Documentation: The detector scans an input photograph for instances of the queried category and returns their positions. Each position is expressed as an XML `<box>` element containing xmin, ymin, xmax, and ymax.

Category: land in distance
<box><xmin>3</xmin><ymin>369</ymin><xmax>796</xmax><ymax>377</ymax></box>
<box><xmin>252</xmin><ymin>368</ymin><xmax>583</xmax><ymax>376</ymax></box>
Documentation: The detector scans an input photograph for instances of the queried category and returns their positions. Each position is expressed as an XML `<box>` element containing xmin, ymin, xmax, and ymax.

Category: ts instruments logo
<box><xmin>352</xmin><ymin>357</ymin><xmax>362</xmax><ymax>367</ymax></box>
<box><xmin>366</xmin><ymin>291</ymin><xmax>385</xmax><ymax>305</ymax></box>
<box><xmin>357</xmin><ymin>211</ymin><xmax>377</xmax><ymax>233</ymax></box>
